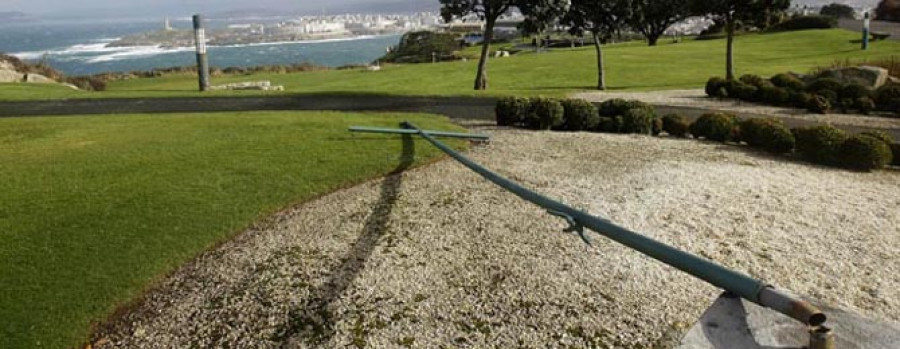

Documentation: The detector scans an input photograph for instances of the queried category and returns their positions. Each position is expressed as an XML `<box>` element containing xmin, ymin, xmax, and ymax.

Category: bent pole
<box><xmin>350</xmin><ymin>122</ymin><xmax>825</xmax><ymax>327</ymax></box>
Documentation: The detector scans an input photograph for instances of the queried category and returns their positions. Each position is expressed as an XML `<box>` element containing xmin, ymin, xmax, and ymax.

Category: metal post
<box><xmin>193</xmin><ymin>14</ymin><xmax>210</xmax><ymax>92</ymax></box>
<box><xmin>862</xmin><ymin>11</ymin><xmax>870</xmax><ymax>50</ymax></box>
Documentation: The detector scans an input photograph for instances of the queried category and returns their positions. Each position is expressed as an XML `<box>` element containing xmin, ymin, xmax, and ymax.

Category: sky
<box><xmin>3</xmin><ymin>0</ymin><xmax>434</xmax><ymax>17</ymax></box>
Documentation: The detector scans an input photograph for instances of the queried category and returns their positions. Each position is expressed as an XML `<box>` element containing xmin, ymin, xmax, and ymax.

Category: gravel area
<box><xmin>93</xmin><ymin>125</ymin><xmax>900</xmax><ymax>348</ymax></box>
<box><xmin>573</xmin><ymin>89</ymin><xmax>900</xmax><ymax>131</ymax></box>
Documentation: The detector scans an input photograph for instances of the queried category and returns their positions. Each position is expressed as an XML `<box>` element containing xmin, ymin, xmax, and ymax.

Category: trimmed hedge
<box><xmin>789</xmin><ymin>91</ymin><xmax>813</xmax><ymax>108</ymax></box>
<box><xmin>770</xmin><ymin>73</ymin><xmax>805</xmax><ymax>91</ymax></box>
<box><xmin>739</xmin><ymin>118</ymin><xmax>795</xmax><ymax>154</ymax></box>
<box><xmin>840</xmin><ymin>135</ymin><xmax>893</xmax><ymax>171</ymax></box>
<box><xmin>769</xmin><ymin>15</ymin><xmax>838</xmax><ymax>32</ymax></box>
<box><xmin>597</xmin><ymin>117</ymin><xmax>621</xmax><ymax>133</ymax></box>
<box><xmin>807</xmin><ymin>78</ymin><xmax>843</xmax><ymax>96</ymax></box>
<box><xmin>561</xmin><ymin>99</ymin><xmax>600</xmax><ymax>131</ymax></box>
<box><xmin>859</xmin><ymin>130</ymin><xmax>895</xmax><ymax>145</ymax></box>
<box><xmin>525</xmin><ymin>98</ymin><xmax>565</xmax><ymax>130</ymax></box>
<box><xmin>495</xmin><ymin>97</ymin><xmax>530</xmax><ymax>126</ymax></box>
<box><xmin>793</xmin><ymin>125</ymin><xmax>848</xmax><ymax>165</ymax></box>
<box><xmin>599</xmin><ymin>98</ymin><xmax>652</xmax><ymax>117</ymax></box>
<box><xmin>892</xmin><ymin>143</ymin><xmax>900</xmax><ymax>166</ymax></box>
<box><xmin>840</xmin><ymin>83</ymin><xmax>871</xmax><ymax>100</ymax></box>
<box><xmin>620</xmin><ymin>107</ymin><xmax>657</xmax><ymax>134</ymax></box>
<box><xmin>875</xmin><ymin>83</ymin><xmax>900</xmax><ymax>113</ymax></box>
<box><xmin>662</xmin><ymin>114</ymin><xmax>690</xmax><ymax>138</ymax></box>
<box><xmin>739</xmin><ymin>74</ymin><xmax>767</xmax><ymax>88</ymax></box>
<box><xmin>706</xmin><ymin>77</ymin><xmax>728</xmax><ymax>98</ymax></box>
<box><xmin>690</xmin><ymin>113</ymin><xmax>739</xmax><ymax>142</ymax></box>
<box><xmin>759</xmin><ymin>85</ymin><xmax>790</xmax><ymax>106</ymax></box>
<box><xmin>807</xmin><ymin>95</ymin><xmax>832</xmax><ymax>114</ymax></box>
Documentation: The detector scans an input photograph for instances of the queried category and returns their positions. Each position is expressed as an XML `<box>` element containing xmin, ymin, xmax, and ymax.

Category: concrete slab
<box><xmin>678</xmin><ymin>293</ymin><xmax>900</xmax><ymax>349</ymax></box>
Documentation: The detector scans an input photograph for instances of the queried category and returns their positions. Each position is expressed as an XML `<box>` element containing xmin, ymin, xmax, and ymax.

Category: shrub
<box><xmin>525</xmin><ymin>98</ymin><xmax>565</xmax><ymax>130</ymax></box>
<box><xmin>859</xmin><ymin>131</ymin><xmax>894</xmax><ymax>145</ymax></box>
<box><xmin>875</xmin><ymin>83</ymin><xmax>900</xmax><ymax>112</ymax></box>
<box><xmin>740</xmin><ymin>118</ymin><xmax>795</xmax><ymax>153</ymax></box>
<box><xmin>807</xmin><ymin>78</ymin><xmax>843</xmax><ymax>96</ymax></box>
<box><xmin>598</xmin><ymin>98</ymin><xmax>652</xmax><ymax>117</ymax></box>
<box><xmin>65</xmin><ymin>76</ymin><xmax>107</xmax><ymax>91</ymax></box>
<box><xmin>739</xmin><ymin>74</ymin><xmax>767</xmax><ymax>88</ymax></box>
<box><xmin>769</xmin><ymin>15</ymin><xmax>837</xmax><ymax>32</ymax></box>
<box><xmin>770</xmin><ymin>73</ymin><xmax>806</xmax><ymax>91</ymax></box>
<box><xmin>706</xmin><ymin>77</ymin><xmax>728</xmax><ymax>98</ymax></box>
<box><xmin>495</xmin><ymin>97</ymin><xmax>530</xmax><ymax>126</ymax></box>
<box><xmin>807</xmin><ymin>95</ymin><xmax>832</xmax><ymax>114</ymax></box>
<box><xmin>597</xmin><ymin>117</ymin><xmax>622</xmax><ymax>133</ymax></box>
<box><xmin>620</xmin><ymin>107</ymin><xmax>657</xmax><ymax>134</ymax></box>
<box><xmin>662</xmin><ymin>114</ymin><xmax>690</xmax><ymax>137</ymax></box>
<box><xmin>652</xmin><ymin>117</ymin><xmax>663</xmax><ymax>136</ymax></box>
<box><xmin>856</xmin><ymin>97</ymin><xmax>876</xmax><ymax>115</ymax></box>
<box><xmin>817</xmin><ymin>89</ymin><xmax>840</xmax><ymax>105</ymax></box>
<box><xmin>690</xmin><ymin>113</ymin><xmax>739</xmax><ymax>142</ymax></box>
<box><xmin>759</xmin><ymin>85</ymin><xmax>790</xmax><ymax>106</ymax></box>
<box><xmin>839</xmin><ymin>98</ymin><xmax>855</xmax><ymax>113</ymax></box>
<box><xmin>840</xmin><ymin>135</ymin><xmax>893</xmax><ymax>171</ymax></box>
<box><xmin>561</xmin><ymin>99</ymin><xmax>600</xmax><ymax>131</ymax></box>
<box><xmin>789</xmin><ymin>91</ymin><xmax>813</xmax><ymax>108</ymax></box>
<box><xmin>731</xmin><ymin>82</ymin><xmax>759</xmax><ymax>101</ymax></box>
<box><xmin>892</xmin><ymin>143</ymin><xmax>900</xmax><ymax>166</ymax></box>
<box><xmin>793</xmin><ymin>125</ymin><xmax>848</xmax><ymax>165</ymax></box>
<box><xmin>840</xmin><ymin>83</ymin><xmax>871</xmax><ymax>100</ymax></box>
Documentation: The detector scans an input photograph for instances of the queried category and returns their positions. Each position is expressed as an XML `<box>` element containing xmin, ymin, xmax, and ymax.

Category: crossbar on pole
<box><xmin>349</xmin><ymin>126</ymin><xmax>490</xmax><ymax>140</ymax></box>
<box><xmin>363</xmin><ymin>121</ymin><xmax>825</xmax><ymax>328</ymax></box>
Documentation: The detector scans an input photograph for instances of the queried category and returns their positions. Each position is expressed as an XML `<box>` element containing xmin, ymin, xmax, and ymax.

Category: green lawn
<box><xmin>0</xmin><ymin>111</ymin><xmax>466</xmax><ymax>348</ymax></box>
<box><xmin>1</xmin><ymin>29</ymin><xmax>898</xmax><ymax>101</ymax></box>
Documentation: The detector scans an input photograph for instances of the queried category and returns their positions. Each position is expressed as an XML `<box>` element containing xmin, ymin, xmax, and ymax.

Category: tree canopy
<box><xmin>628</xmin><ymin>0</ymin><xmax>695</xmax><ymax>46</ymax></box>
<box><xmin>820</xmin><ymin>3</ymin><xmax>856</xmax><ymax>19</ymax></box>
<box><xmin>875</xmin><ymin>0</ymin><xmax>900</xmax><ymax>22</ymax></box>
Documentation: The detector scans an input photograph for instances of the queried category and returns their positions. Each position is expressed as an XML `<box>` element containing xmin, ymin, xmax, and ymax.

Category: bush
<box><xmin>859</xmin><ymin>130</ymin><xmax>895</xmax><ymax>145</ymax></box>
<box><xmin>769</xmin><ymin>15</ymin><xmax>838</xmax><ymax>32</ymax></box>
<box><xmin>840</xmin><ymin>83</ymin><xmax>871</xmax><ymax>100</ymax></box>
<box><xmin>789</xmin><ymin>91</ymin><xmax>813</xmax><ymax>108</ymax></box>
<box><xmin>793</xmin><ymin>125</ymin><xmax>848</xmax><ymax>165</ymax></box>
<box><xmin>598</xmin><ymin>98</ymin><xmax>652</xmax><ymax>117</ymax></box>
<box><xmin>856</xmin><ymin>97</ymin><xmax>876</xmax><ymax>115</ymax></box>
<box><xmin>807</xmin><ymin>78</ymin><xmax>843</xmax><ymax>96</ymax></box>
<box><xmin>495</xmin><ymin>97</ymin><xmax>530</xmax><ymax>126</ymax></box>
<box><xmin>807</xmin><ymin>95</ymin><xmax>832</xmax><ymax>114</ymax></box>
<box><xmin>759</xmin><ymin>85</ymin><xmax>790</xmax><ymax>106</ymax></box>
<box><xmin>561</xmin><ymin>99</ymin><xmax>600</xmax><ymax>131</ymax></box>
<box><xmin>875</xmin><ymin>83</ymin><xmax>900</xmax><ymax>112</ymax></box>
<box><xmin>524</xmin><ymin>98</ymin><xmax>565</xmax><ymax>130</ymax></box>
<box><xmin>739</xmin><ymin>74</ymin><xmax>767</xmax><ymax>88</ymax></box>
<box><xmin>620</xmin><ymin>107</ymin><xmax>657</xmax><ymax>134</ymax></box>
<box><xmin>731</xmin><ymin>82</ymin><xmax>759</xmax><ymax>101</ymax></box>
<box><xmin>892</xmin><ymin>143</ymin><xmax>900</xmax><ymax>166</ymax></box>
<box><xmin>770</xmin><ymin>73</ymin><xmax>806</xmax><ymax>91</ymax></box>
<box><xmin>652</xmin><ymin>117</ymin><xmax>663</xmax><ymax>136</ymax></box>
<box><xmin>817</xmin><ymin>89</ymin><xmax>840</xmax><ymax>105</ymax></box>
<box><xmin>690</xmin><ymin>113</ymin><xmax>739</xmax><ymax>142</ymax></box>
<box><xmin>597</xmin><ymin>117</ymin><xmax>621</xmax><ymax>133</ymax></box>
<box><xmin>740</xmin><ymin>118</ymin><xmax>796</xmax><ymax>153</ymax></box>
<box><xmin>840</xmin><ymin>135</ymin><xmax>893</xmax><ymax>171</ymax></box>
<box><xmin>65</xmin><ymin>76</ymin><xmax>108</xmax><ymax>91</ymax></box>
<box><xmin>706</xmin><ymin>77</ymin><xmax>728</xmax><ymax>98</ymax></box>
<box><xmin>662</xmin><ymin>114</ymin><xmax>690</xmax><ymax>137</ymax></box>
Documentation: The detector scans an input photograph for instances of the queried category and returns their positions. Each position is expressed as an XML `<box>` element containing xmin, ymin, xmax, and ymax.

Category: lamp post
<box><xmin>862</xmin><ymin>10</ymin><xmax>870</xmax><ymax>50</ymax></box>
<box><xmin>193</xmin><ymin>14</ymin><xmax>210</xmax><ymax>91</ymax></box>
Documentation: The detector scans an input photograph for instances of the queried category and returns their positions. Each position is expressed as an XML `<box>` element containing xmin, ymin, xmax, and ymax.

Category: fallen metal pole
<box><xmin>348</xmin><ymin>126</ymin><xmax>490</xmax><ymax>140</ymax></box>
<box><xmin>352</xmin><ymin>121</ymin><xmax>826</xmax><ymax>327</ymax></box>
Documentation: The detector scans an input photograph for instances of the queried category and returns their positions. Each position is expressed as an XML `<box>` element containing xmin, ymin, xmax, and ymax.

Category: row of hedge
<box><xmin>496</xmin><ymin>97</ymin><xmax>899</xmax><ymax>171</ymax></box>
<box><xmin>706</xmin><ymin>74</ymin><xmax>900</xmax><ymax>116</ymax></box>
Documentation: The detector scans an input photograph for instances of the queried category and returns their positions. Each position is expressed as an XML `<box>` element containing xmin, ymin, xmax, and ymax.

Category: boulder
<box><xmin>0</xmin><ymin>60</ymin><xmax>16</xmax><ymax>71</ymax></box>
<box><xmin>24</xmin><ymin>73</ymin><xmax>55</xmax><ymax>84</ymax></box>
<box><xmin>0</xmin><ymin>69</ymin><xmax>24</xmax><ymax>83</ymax></box>
<box><xmin>816</xmin><ymin>66</ymin><xmax>890</xmax><ymax>89</ymax></box>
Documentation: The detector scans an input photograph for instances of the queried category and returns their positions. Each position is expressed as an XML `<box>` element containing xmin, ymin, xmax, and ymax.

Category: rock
<box><xmin>0</xmin><ymin>60</ymin><xmax>16</xmax><ymax>71</ymax></box>
<box><xmin>24</xmin><ymin>73</ymin><xmax>55</xmax><ymax>84</ymax></box>
<box><xmin>62</xmin><ymin>83</ymin><xmax>81</xmax><ymax>90</ymax></box>
<box><xmin>0</xmin><ymin>69</ymin><xmax>24</xmax><ymax>83</ymax></box>
<box><xmin>816</xmin><ymin>66</ymin><xmax>890</xmax><ymax>89</ymax></box>
<box><xmin>366</xmin><ymin>65</ymin><xmax>382</xmax><ymax>72</ymax></box>
<box><xmin>889</xmin><ymin>76</ymin><xmax>900</xmax><ymax>85</ymax></box>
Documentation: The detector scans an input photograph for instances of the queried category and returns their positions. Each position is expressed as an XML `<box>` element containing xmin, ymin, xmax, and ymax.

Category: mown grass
<box><xmin>1</xmin><ymin>29</ymin><xmax>898</xmax><ymax>102</ymax></box>
<box><xmin>0</xmin><ymin>111</ymin><xmax>466</xmax><ymax>349</ymax></box>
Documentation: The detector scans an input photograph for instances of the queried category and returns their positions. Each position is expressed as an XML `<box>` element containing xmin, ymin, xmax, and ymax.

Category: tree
<box><xmin>875</xmin><ymin>0</ymin><xmax>900</xmax><ymax>22</ymax></box>
<box><xmin>820</xmin><ymin>3</ymin><xmax>856</xmax><ymax>19</ymax></box>
<box><xmin>519</xmin><ymin>0</ymin><xmax>571</xmax><ymax>52</ymax></box>
<box><xmin>564</xmin><ymin>0</ymin><xmax>631</xmax><ymax>90</ymax></box>
<box><xmin>693</xmin><ymin>0</ymin><xmax>787</xmax><ymax>80</ymax></box>
<box><xmin>629</xmin><ymin>0</ymin><xmax>695</xmax><ymax>46</ymax></box>
<box><xmin>440</xmin><ymin>0</ymin><xmax>517</xmax><ymax>90</ymax></box>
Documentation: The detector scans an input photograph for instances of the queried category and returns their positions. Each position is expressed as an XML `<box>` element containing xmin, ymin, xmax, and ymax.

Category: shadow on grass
<box><xmin>273</xmin><ymin>133</ymin><xmax>414</xmax><ymax>347</ymax></box>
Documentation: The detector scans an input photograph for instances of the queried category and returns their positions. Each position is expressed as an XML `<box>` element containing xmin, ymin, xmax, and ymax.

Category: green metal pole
<box><xmin>349</xmin><ymin>126</ymin><xmax>490</xmax><ymax>140</ymax></box>
<box><xmin>397</xmin><ymin>121</ymin><xmax>825</xmax><ymax>326</ymax></box>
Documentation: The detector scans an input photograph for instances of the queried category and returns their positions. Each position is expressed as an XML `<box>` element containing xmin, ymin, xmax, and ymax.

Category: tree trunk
<box><xmin>647</xmin><ymin>34</ymin><xmax>660</xmax><ymax>46</ymax></box>
<box><xmin>474</xmin><ymin>21</ymin><xmax>495</xmax><ymax>91</ymax></box>
<box><xmin>725</xmin><ymin>18</ymin><xmax>735</xmax><ymax>81</ymax></box>
<box><xmin>593</xmin><ymin>33</ymin><xmax>606</xmax><ymax>90</ymax></box>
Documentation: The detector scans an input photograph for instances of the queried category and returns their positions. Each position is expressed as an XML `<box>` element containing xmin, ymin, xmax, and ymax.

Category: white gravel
<box><xmin>573</xmin><ymin>89</ymin><xmax>900</xmax><ymax>131</ymax></box>
<box><xmin>94</xmin><ymin>125</ymin><xmax>900</xmax><ymax>348</ymax></box>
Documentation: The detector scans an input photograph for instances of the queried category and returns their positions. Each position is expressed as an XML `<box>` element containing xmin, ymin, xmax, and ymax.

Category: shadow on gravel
<box><xmin>273</xmin><ymin>133</ymin><xmax>414</xmax><ymax>347</ymax></box>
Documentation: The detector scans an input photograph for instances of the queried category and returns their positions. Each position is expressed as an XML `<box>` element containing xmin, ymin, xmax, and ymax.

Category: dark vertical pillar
<box><xmin>193</xmin><ymin>14</ymin><xmax>210</xmax><ymax>91</ymax></box>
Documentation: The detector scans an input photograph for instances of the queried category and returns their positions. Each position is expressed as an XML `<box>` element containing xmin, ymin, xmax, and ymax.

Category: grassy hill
<box><xmin>2</xmin><ymin>29</ymin><xmax>898</xmax><ymax>101</ymax></box>
<box><xmin>0</xmin><ymin>111</ymin><xmax>465</xmax><ymax>349</ymax></box>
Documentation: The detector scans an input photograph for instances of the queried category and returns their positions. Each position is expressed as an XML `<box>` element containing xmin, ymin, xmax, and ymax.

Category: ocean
<box><xmin>0</xmin><ymin>18</ymin><xmax>402</xmax><ymax>76</ymax></box>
